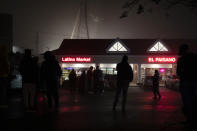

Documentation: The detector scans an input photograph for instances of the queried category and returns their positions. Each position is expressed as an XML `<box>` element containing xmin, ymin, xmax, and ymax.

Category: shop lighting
<box><xmin>148</xmin><ymin>57</ymin><xmax>176</xmax><ymax>63</ymax></box>
<box><xmin>62</xmin><ymin>57</ymin><xmax>91</xmax><ymax>63</ymax></box>
<box><xmin>100</xmin><ymin>64</ymin><xmax>117</xmax><ymax>68</ymax></box>
<box><xmin>62</xmin><ymin>63</ymin><xmax>95</xmax><ymax>68</ymax></box>
<box><xmin>141</xmin><ymin>64</ymin><xmax>172</xmax><ymax>68</ymax></box>
<box><xmin>160</xmin><ymin>68</ymin><xmax>165</xmax><ymax>73</ymax></box>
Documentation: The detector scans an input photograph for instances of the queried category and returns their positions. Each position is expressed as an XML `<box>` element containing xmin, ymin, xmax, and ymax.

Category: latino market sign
<box><xmin>148</xmin><ymin>57</ymin><xmax>176</xmax><ymax>63</ymax></box>
<box><xmin>62</xmin><ymin>57</ymin><xmax>91</xmax><ymax>63</ymax></box>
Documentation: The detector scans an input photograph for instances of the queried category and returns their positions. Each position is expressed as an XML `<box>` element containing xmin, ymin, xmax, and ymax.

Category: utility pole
<box><xmin>35</xmin><ymin>32</ymin><xmax>39</xmax><ymax>55</ymax></box>
<box><xmin>71</xmin><ymin>0</ymin><xmax>90</xmax><ymax>39</ymax></box>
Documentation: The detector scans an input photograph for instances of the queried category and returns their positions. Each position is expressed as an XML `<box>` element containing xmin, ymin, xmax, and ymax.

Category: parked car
<box><xmin>165</xmin><ymin>75</ymin><xmax>179</xmax><ymax>90</ymax></box>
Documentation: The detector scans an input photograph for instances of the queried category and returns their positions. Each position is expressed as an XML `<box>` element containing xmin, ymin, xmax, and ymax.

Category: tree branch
<box><xmin>121</xmin><ymin>0</ymin><xmax>197</xmax><ymax>18</ymax></box>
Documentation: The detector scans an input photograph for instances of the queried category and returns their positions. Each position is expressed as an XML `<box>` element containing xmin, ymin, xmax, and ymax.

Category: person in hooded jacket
<box><xmin>40</xmin><ymin>51</ymin><xmax>62</xmax><ymax>109</ymax></box>
<box><xmin>113</xmin><ymin>55</ymin><xmax>133</xmax><ymax>112</ymax></box>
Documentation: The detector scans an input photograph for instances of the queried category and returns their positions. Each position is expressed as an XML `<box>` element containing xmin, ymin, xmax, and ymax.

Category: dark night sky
<box><xmin>0</xmin><ymin>0</ymin><xmax>197</xmax><ymax>54</ymax></box>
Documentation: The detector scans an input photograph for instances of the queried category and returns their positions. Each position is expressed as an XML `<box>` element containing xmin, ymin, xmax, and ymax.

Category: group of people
<box><xmin>68</xmin><ymin>65</ymin><xmax>104</xmax><ymax>95</ymax></box>
<box><xmin>18</xmin><ymin>51</ymin><xmax>161</xmax><ymax>113</ymax></box>
<box><xmin>68</xmin><ymin>55</ymin><xmax>134</xmax><ymax>113</ymax></box>
<box><xmin>149</xmin><ymin>44</ymin><xmax>197</xmax><ymax>126</ymax></box>
<box><xmin>19</xmin><ymin>49</ymin><xmax>62</xmax><ymax>111</ymax></box>
<box><xmin>18</xmin><ymin>44</ymin><xmax>197</xmax><ymax>127</ymax></box>
<box><xmin>68</xmin><ymin>69</ymin><xmax>87</xmax><ymax>94</ymax></box>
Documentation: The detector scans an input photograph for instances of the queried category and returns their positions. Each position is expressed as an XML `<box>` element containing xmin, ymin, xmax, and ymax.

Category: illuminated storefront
<box><xmin>52</xmin><ymin>38</ymin><xmax>197</xmax><ymax>86</ymax></box>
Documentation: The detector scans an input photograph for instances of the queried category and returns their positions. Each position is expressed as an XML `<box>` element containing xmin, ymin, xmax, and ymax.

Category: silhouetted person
<box><xmin>99</xmin><ymin>70</ymin><xmax>105</xmax><ymax>94</ymax></box>
<box><xmin>177</xmin><ymin>44</ymin><xmax>197</xmax><ymax>125</ymax></box>
<box><xmin>113</xmin><ymin>55</ymin><xmax>133</xmax><ymax>112</ymax></box>
<box><xmin>79</xmin><ymin>70</ymin><xmax>86</xmax><ymax>95</ymax></box>
<box><xmin>32</xmin><ymin>56</ymin><xmax>40</xmax><ymax>108</ymax></box>
<box><xmin>40</xmin><ymin>51</ymin><xmax>62</xmax><ymax>110</ymax></box>
<box><xmin>87</xmin><ymin>66</ymin><xmax>93</xmax><ymax>92</ymax></box>
<box><xmin>69</xmin><ymin>69</ymin><xmax>77</xmax><ymax>93</ymax></box>
<box><xmin>152</xmin><ymin>70</ymin><xmax>161</xmax><ymax>99</ymax></box>
<box><xmin>93</xmin><ymin>65</ymin><xmax>104</xmax><ymax>94</ymax></box>
<box><xmin>0</xmin><ymin>45</ymin><xmax>9</xmax><ymax>106</ymax></box>
<box><xmin>19</xmin><ymin>49</ymin><xmax>38</xmax><ymax>111</ymax></box>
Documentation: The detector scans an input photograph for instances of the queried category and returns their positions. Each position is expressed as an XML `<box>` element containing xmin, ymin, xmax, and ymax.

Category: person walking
<box><xmin>177</xmin><ymin>44</ymin><xmax>197</xmax><ymax>125</ymax></box>
<box><xmin>40</xmin><ymin>51</ymin><xmax>62</xmax><ymax>110</ymax></box>
<box><xmin>19</xmin><ymin>49</ymin><xmax>38</xmax><ymax>111</ymax></box>
<box><xmin>113</xmin><ymin>55</ymin><xmax>133</xmax><ymax>112</ymax></box>
<box><xmin>152</xmin><ymin>70</ymin><xmax>161</xmax><ymax>99</ymax></box>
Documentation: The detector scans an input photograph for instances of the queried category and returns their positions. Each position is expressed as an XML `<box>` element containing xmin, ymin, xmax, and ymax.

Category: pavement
<box><xmin>0</xmin><ymin>86</ymin><xmax>195</xmax><ymax>131</ymax></box>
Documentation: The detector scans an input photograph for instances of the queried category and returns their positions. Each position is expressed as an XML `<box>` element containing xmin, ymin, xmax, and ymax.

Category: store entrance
<box><xmin>141</xmin><ymin>64</ymin><xmax>176</xmax><ymax>87</ymax></box>
<box><xmin>130</xmin><ymin>64</ymin><xmax>138</xmax><ymax>86</ymax></box>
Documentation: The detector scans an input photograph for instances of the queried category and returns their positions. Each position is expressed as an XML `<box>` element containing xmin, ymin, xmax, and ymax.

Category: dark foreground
<box><xmin>0</xmin><ymin>86</ymin><xmax>194</xmax><ymax>131</ymax></box>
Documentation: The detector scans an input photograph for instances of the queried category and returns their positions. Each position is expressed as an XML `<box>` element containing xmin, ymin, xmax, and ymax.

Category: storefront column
<box><xmin>137</xmin><ymin>64</ymin><xmax>141</xmax><ymax>84</ymax></box>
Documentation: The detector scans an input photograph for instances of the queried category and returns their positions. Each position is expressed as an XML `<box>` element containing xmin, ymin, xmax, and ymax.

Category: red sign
<box><xmin>62</xmin><ymin>57</ymin><xmax>91</xmax><ymax>62</ymax></box>
<box><xmin>148</xmin><ymin>57</ymin><xmax>176</xmax><ymax>63</ymax></box>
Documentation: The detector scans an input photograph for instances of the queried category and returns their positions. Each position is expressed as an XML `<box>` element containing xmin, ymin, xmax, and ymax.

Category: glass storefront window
<box><xmin>101</xmin><ymin>68</ymin><xmax>117</xmax><ymax>75</ymax></box>
<box><xmin>141</xmin><ymin>64</ymin><xmax>174</xmax><ymax>86</ymax></box>
<box><xmin>61</xmin><ymin>63</ymin><xmax>96</xmax><ymax>80</ymax></box>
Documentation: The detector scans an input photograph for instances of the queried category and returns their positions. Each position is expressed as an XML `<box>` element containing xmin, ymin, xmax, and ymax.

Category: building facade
<box><xmin>52</xmin><ymin>38</ymin><xmax>197</xmax><ymax>86</ymax></box>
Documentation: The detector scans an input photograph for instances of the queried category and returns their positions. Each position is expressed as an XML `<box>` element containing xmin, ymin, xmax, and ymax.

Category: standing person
<box><xmin>78</xmin><ymin>70</ymin><xmax>86</xmax><ymax>95</ymax></box>
<box><xmin>87</xmin><ymin>66</ymin><xmax>93</xmax><ymax>92</ymax></box>
<box><xmin>0</xmin><ymin>45</ymin><xmax>9</xmax><ymax>107</ymax></box>
<box><xmin>99</xmin><ymin>69</ymin><xmax>105</xmax><ymax>94</ymax></box>
<box><xmin>19</xmin><ymin>49</ymin><xmax>37</xmax><ymax>111</ymax></box>
<box><xmin>68</xmin><ymin>69</ymin><xmax>77</xmax><ymax>93</ymax></box>
<box><xmin>40</xmin><ymin>51</ymin><xmax>62</xmax><ymax>110</ymax></box>
<box><xmin>113</xmin><ymin>55</ymin><xmax>133</xmax><ymax>112</ymax></box>
<box><xmin>152</xmin><ymin>70</ymin><xmax>161</xmax><ymax>99</ymax></box>
<box><xmin>32</xmin><ymin>56</ymin><xmax>40</xmax><ymax>108</ymax></box>
<box><xmin>177</xmin><ymin>44</ymin><xmax>197</xmax><ymax>125</ymax></box>
<box><xmin>93</xmin><ymin>65</ymin><xmax>104</xmax><ymax>94</ymax></box>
